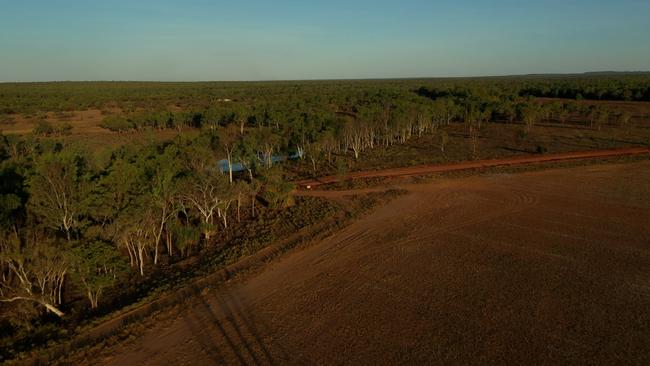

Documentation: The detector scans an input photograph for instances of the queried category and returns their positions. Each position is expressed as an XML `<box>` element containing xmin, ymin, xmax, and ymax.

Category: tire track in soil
<box><xmin>295</xmin><ymin>147</ymin><xmax>650</xmax><ymax>189</ymax></box>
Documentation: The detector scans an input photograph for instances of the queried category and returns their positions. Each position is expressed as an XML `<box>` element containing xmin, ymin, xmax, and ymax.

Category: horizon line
<box><xmin>2</xmin><ymin>71</ymin><xmax>649</xmax><ymax>84</ymax></box>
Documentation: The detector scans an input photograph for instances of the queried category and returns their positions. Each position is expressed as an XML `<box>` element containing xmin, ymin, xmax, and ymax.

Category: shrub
<box><xmin>33</xmin><ymin>120</ymin><xmax>54</xmax><ymax>136</ymax></box>
<box><xmin>100</xmin><ymin>116</ymin><xmax>133</xmax><ymax>132</ymax></box>
<box><xmin>56</xmin><ymin>123</ymin><xmax>73</xmax><ymax>135</ymax></box>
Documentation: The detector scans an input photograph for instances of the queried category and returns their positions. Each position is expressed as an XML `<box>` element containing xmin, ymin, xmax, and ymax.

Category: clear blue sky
<box><xmin>1</xmin><ymin>0</ymin><xmax>648</xmax><ymax>81</ymax></box>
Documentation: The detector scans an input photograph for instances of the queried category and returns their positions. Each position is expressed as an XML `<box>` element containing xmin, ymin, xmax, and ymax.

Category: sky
<box><xmin>1</xmin><ymin>0</ymin><xmax>649</xmax><ymax>82</ymax></box>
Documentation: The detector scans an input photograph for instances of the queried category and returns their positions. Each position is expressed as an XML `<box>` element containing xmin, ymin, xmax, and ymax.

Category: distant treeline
<box><xmin>1</xmin><ymin>74</ymin><xmax>649</xmax><ymax>115</ymax></box>
<box><xmin>517</xmin><ymin>78</ymin><xmax>650</xmax><ymax>101</ymax></box>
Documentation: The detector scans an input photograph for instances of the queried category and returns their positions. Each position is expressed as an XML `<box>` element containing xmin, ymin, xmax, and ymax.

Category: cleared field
<box><xmin>0</xmin><ymin>109</ymin><xmax>110</xmax><ymax>135</ymax></box>
<box><xmin>79</xmin><ymin>161</ymin><xmax>649</xmax><ymax>365</ymax></box>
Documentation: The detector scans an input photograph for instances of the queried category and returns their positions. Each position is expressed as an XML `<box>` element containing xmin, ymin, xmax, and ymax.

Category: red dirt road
<box><xmin>295</xmin><ymin>147</ymin><xmax>650</xmax><ymax>188</ymax></box>
<box><xmin>88</xmin><ymin>161</ymin><xmax>650</xmax><ymax>366</ymax></box>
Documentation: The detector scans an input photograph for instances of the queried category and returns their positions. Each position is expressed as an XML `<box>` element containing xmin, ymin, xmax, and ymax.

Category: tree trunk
<box><xmin>166</xmin><ymin>230</ymin><xmax>173</xmax><ymax>258</ymax></box>
<box><xmin>126</xmin><ymin>244</ymin><xmax>135</xmax><ymax>268</ymax></box>
<box><xmin>43</xmin><ymin>302</ymin><xmax>65</xmax><ymax>317</ymax></box>
<box><xmin>237</xmin><ymin>193</ymin><xmax>241</xmax><ymax>223</ymax></box>
<box><xmin>87</xmin><ymin>289</ymin><xmax>100</xmax><ymax>309</ymax></box>
<box><xmin>57</xmin><ymin>271</ymin><xmax>66</xmax><ymax>305</ymax></box>
<box><xmin>154</xmin><ymin>240</ymin><xmax>159</xmax><ymax>265</ymax></box>
<box><xmin>137</xmin><ymin>246</ymin><xmax>145</xmax><ymax>276</ymax></box>
<box><xmin>227</xmin><ymin>153</ymin><xmax>233</xmax><ymax>183</ymax></box>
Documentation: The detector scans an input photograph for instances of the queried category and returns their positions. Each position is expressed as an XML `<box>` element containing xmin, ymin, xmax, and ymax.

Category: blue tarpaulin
<box><xmin>217</xmin><ymin>151</ymin><xmax>303</xmax><ymax>173</ymax></box>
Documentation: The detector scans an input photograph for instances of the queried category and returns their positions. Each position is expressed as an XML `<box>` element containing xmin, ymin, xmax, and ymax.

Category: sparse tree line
<box><xmin>86</xmin><ymin>87</ymin><xmax>638</xmax><ymax>175</ymax></box>
<box><xmin>10</xmin><ymin>82</ymin><xmax>642</xmax><ymax>182</ymax></box>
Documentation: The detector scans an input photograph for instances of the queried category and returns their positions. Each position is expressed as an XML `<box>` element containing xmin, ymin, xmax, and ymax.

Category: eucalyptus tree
<box><xmin>0</xmin><ymin>155</ymin><xmax>25</xmax><ymax>231</ymax></box>
<box><xmin>251</xmin><ymin>127</ymin><xmax>280</xmax><ymax>168</ymax></box>
<box><xmin>146</xmin><ymin>145</ymin><xmax>183</xmax><ymax>263</ymax></box>
<box><xmin>320</xmin><ymin>129</ymin><xmax>340</xmax><ymax>163</ymax></box>
<box><xmin>304</xmin><ymin>139</ymin><xmax>324</xmax><ymax>174</ymax></box>
<box><xmin>441</xmin><ymin>97</ymin><xmax>460</xmax><ymax>126</ymax></box>
<box><xmin>378</xmin><ymin>103</ymin><xmax>392</xmax><ymax>146</ymax></box>
<box><xmin>117</xmin><ymin>215</ymin><xmax>152</xmax><ymax>276</ymax></box>
<box><xmin>497</xmin><ymin>100</ymin><xmax>517</xmax><ymax>124</ymax></box>
<box><xmin>248</xmin><ymin>178</ymin><xmax>261</xmax><ymax>217</ymax></box>
<box><xmin>0</xmin><ymin>230</ymin><xmax>69</xmax><ymax>317</ymax></box>
<box><xmin>344</xmin><ymin>118</ymin><xmax>367</xmax><ymax>159</ymax></box>
<box><xmin>414</xmin><ymin>103</ymin><xmax>434</xmax><ymax>137</ymax></box>
<box><xmin>390</xmin><ymin>101</ymin><xmax>413</xmax><ymax>144</ymax></box>
<box><xmin>521</xmin><ymin>103</ymin><xmax>540</xmax><ymax>133</ymax></box>
<box><xmin>28</xmin><ymin>151</ymin><xmax>92</xmax><ymax>241</ymax></box>
<box><xmin>179</xmin><ymin>133</ymin><xmax>217</xmax><ymax>172</ymax></box>
<box><xmin>232</xmin><ymin>180</ymin><xmax>252</xmax><ymax>223</ymax></box>
<box><xmin>71</xmin><ymin>241</ymin><xmax>128</xmax><ymax>309</ymax></box>
<box><xmin>232</xmin><ymin>103</ymin><xmax>250</xmax><ymax>134</ymax></box>
<box><xmin>462</xmin><ymin>103</ymin><xmax>479</xmax><ymax>128</ymax></box>
<box><xmin>89</xmin><ymin>152</ymin><xmax>144</xmax><ymax>232</ymax></box>
<box><xmin>217</xmin><ymin>123</ymin><xmax>241</xmax><ymax>183</ymax></box>
<box><xmin>181</xmin><ymin>167</ymin><xmax>232</xmax><ymax>241</ymax></box>
<box><xmin>236</xmin><ymin>133</ymin><xmax>262</xmax><ymax>181</ymax></box>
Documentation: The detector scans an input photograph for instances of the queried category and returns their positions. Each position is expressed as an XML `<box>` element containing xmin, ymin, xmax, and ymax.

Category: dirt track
<box><xmin>295</xmin><ymin>147</ymin><xmax>650</xmax><ymax>188</ymax></box>
<box><xmin>90</xmin><ymin>160</ymin><xmax>650</xmax><ymax>366</ymax></box>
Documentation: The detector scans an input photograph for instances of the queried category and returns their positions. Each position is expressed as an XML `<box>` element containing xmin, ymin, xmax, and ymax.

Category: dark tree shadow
<box><xmin>183</xmin><ymin>312</ymin><xmax>225</xmax><ymax>364</ymax></box>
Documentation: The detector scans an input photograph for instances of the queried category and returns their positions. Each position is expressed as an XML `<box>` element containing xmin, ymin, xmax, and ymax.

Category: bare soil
<box><xmin>75</xmin><ymin>160</ymin><xmax>650</xmax><ymax>366</ymax></box>
<box><xmin>1</xmin><ymin>109</ymin><xmax>111</xmax><ymax>135</ymax></box>
<box><xmin>296</xmin><ymin>147</ymin><xmax>650</xmax><ymax>188</ymax></box>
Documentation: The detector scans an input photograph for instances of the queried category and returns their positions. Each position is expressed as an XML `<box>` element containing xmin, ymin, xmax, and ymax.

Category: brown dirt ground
<box><xmin>1</xmin><ymin>109</ymin><xmax>112</xmax><ymax>135</ymax></box>
<box><xmin>296</xmin><ymin>147</ymin><xmax>650</xmax><ymax>188</ymax></box>
<box><xmin>79</xmin><ymin>160</ymin><xmax>650</xmax><ymax>366</ymax></box>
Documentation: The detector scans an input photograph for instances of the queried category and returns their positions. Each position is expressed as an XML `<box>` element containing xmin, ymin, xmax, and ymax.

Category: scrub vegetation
<box><xmin>1</xmin><ymin>73</ymin><xmax>650</xmax><ymax>362</ymax></box>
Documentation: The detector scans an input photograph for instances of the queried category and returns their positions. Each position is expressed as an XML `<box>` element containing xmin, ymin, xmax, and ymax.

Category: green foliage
<box><xmin>71</xmin><ymin>241</ymin><xmax>128</xmax><ymax>308</ymax></box>
<box><xmin>100</xmin><ymin>115</ymin><xmax>133</xmax><ymax>132</ymax></box>
<box><xmin>33</xmin><ymin>120</ymin><xmax>55</xmax><ymax>136</ymax></box>
<box><xmin>0</xmin><ymin>230</ymin><xmax>68</xmax><ymax>317</ymax></box>
<box><xmin>0</xmin><ymin>145</ymin><xmax>26</xmax><ymax>229</ymax></box>
<box><xmin>259</xmin><ymin>168</ymin><xmax>295</xmax><ymax>209</ymax></box>
<box><xmin>169</xmin><ymin>221</ymin><xmax>201</xmax><ymax>257</ymax></box>
<box><xmin>27</xmin><ymin>151</ymin><xmax>92</xmax><ymax>240</ymax></box>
